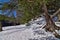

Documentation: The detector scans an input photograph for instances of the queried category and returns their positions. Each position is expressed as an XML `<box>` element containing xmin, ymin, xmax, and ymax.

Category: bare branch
<box><xmin>51</xmin><ymin>8</ymin><xmax>60</xmax><ymax>18</ymax></box>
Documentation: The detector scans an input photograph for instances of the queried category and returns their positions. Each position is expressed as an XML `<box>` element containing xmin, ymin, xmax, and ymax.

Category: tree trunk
<box><xmin>42</xmin><ymin>0</ymin><xmax>60</xmax><ymax>38</ymax></box>
<box><xmin>0</xmin><ymin>22</ymin><xmax>2</xmax><ymax>31</ymax></box>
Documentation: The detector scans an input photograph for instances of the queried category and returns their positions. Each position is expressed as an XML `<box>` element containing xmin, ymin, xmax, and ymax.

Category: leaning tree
<box><xmin>42</xmin><ymin>0</ymin><xmax>60</xmax><ymax>38</ymax></box>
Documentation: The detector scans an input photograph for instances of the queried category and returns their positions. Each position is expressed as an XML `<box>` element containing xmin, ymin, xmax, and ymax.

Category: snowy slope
<box><xmin>0</xmin><ymin>17</ymin><xmax>60</xmax><ymax>40</ymax></box>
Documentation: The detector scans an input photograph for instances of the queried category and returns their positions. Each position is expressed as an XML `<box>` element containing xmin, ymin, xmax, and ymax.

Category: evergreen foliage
<box><xmin>1</xmin><ymin>0</ymin><xmax>60</xmax><ymax>23</ymax></box>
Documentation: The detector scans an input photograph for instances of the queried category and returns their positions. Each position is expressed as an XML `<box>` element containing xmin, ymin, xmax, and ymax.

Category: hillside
<box><xmin>0</xmin><ymin>17</ymin><xmax>60</xmax><ymax>40</ymax></box>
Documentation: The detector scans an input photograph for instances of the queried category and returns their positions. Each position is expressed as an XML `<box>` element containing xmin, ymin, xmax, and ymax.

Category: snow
<box><xmin>2</xmin><ymin>24</ymin><xmax>26</xmax><ymax>31</ymax></box>
<box><xmin>0</xmin><ymin>17</ymin><xmax>60</xmax><ymax>40</ymax></box>
<box><xmin>55</xmin><ymin>22</ymin><xmax>60</xmax><ymax>27</ymax></box>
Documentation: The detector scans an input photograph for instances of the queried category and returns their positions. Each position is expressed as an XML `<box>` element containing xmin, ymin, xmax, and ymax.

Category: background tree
<box><xmin>0</xmin><ymin>0</ymin><xmax>18</xmax><ymax>31</ymax></box>
<box><xmin>1</xmin><ymin>0</ymin><xmax>60</xmax><ymax>23</ymax></box>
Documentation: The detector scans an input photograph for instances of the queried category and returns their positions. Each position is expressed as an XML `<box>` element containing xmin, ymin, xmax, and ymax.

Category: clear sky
<box><xmin>0</xmin><ymin>0</ymin><xmax>16</xmax><ymax>17</ymax></box>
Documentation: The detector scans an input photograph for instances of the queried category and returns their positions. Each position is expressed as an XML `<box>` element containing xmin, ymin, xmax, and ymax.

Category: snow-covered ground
<box><xmin>0</xmin><ymin>17</ymin><xmax>60</xmax><ymax>40</ymax></box>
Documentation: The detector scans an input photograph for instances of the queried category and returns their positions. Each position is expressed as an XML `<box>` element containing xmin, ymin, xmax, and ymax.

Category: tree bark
<box><xmin>0</xmin><ymin>22</ymin><xmax>2</xmax><ymax>31</ymax></box>
<box><xmin>51</xmin><ymin>8</ymin><xmax>60</xmax><ymax>18</ymax></box>
<box><xmin>42</xmin><ymin>0</ymin><xmax>60</xmax><ymax>38</ymax></box>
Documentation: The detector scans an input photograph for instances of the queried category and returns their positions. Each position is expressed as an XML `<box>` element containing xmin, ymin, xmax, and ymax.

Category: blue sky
<box><xmin>0</xmin><ymin>0</ymin><xmax>16</xmax><ymax>17</ymax></box>
<box><xmin>0</xmin><ymin>0</ymin><xmax>10</xmax><ymax>3</ymax></box>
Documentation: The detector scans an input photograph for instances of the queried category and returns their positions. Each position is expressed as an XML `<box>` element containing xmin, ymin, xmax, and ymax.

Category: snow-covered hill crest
<box><xmin>0</xmin><ymin>17</ymin><xmax>60</xmax><ymax>40</ymax></box>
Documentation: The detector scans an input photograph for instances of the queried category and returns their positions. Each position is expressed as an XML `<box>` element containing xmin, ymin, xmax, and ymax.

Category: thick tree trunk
<box><xmin>42</xmin><ymin>0</ymin><xmax>60</xmax><ymax>38</ymax></box>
